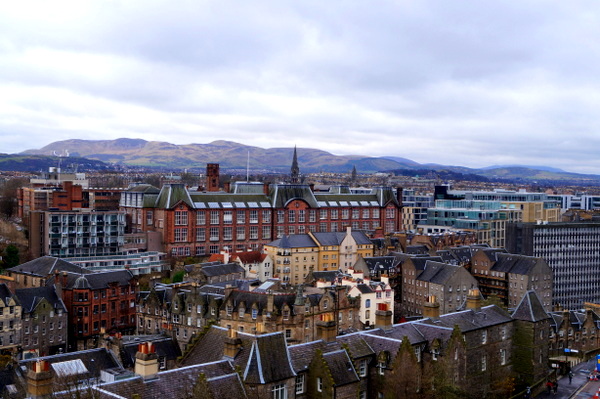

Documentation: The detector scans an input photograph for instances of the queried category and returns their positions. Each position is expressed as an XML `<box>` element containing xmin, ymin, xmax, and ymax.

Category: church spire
<box><xmin>290</xmin><ymin>145</ymin><xmax>300</xmax><ymax>183</ymax></box>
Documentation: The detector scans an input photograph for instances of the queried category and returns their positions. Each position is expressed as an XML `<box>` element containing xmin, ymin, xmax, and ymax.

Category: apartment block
<box><xmin>28</xmin><ymin>210</ymin><xmax>126</xmax><ymax>258</ymax></box>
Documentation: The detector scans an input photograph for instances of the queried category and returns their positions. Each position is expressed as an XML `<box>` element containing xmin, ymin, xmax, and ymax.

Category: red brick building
<box><xmin>48</xmin><ymin>269</ymin><xmax>137</xmax><ymax>351</ymax></box>
<box><xmin>120</xmin><ymin>182</ymin><xmax>402</xmax><ymax>257</ymax></box>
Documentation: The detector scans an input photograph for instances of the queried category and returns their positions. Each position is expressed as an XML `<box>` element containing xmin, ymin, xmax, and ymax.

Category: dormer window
<box><xmin>239</xmin><ymin>308</ymin><xmax>245</xmax><ymax>318</ymax></box>
<box><xmin>252</xmin><ymin>308</ymin><xmax>258</xmax><ymax>320</ymax></box>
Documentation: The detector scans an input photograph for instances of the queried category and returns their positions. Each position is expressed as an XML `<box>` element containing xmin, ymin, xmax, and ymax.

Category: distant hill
<box><xmin>19</xmin><ymin>138</ymin><xmax>600</xmax><ymax>184</ymax></box>
<box><xmin>0</xmin><ymin>154</ymin><xmax>108</xmax><ymax>172</ymax></box>
<box><xmin>23</xmin><ymin>139</ymin><xmax>403</xmax><ymax>173</ymax></box>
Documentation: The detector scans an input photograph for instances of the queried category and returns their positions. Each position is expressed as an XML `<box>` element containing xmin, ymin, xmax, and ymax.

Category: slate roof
<box><xmin>243</xmin><ymin>332</ymin><xmax>296</xmax><ymax>384</ymax></box>
<box><xmin>224</xmin><ymin>290</ymin><xmax>297</xmax><ymax>316</ymax></box>
<box><xmin>19</xmin><ymin>348</ymin><xmax>122</xmax><ymax>380</ymax></box>
<box><xmin>288</xmin><ymin>341</ymin><xmax>337</xmax><ymax>372</ymax></box>
<box><xmin>0</xmin><ymin>284</ymin><xmax>16</xmax><ymax>307</ymax></box>
<box><xmin>198</xmin><ymin>263</ymin><xmax>245</xmax><ymax>277</ymax></box>
<box><xmin>46</xmin><ymin>269</ymin><xmax>134</xmax><ymax>290</ymax></box>
<box><xmin>406</xmin><ymin>245</ymin><xmax>430</xmax><ymax>255</ymax></box>
<box><xmin>361</xmin><ymin>256</ymin><xmax>397</xmax><ymax>275</ymax></box>
<box><xmin>323</xmin><ymin>350</ymin><xmax>359</xmax><ymax>387</ymax></box>
<box><xmin>355</xmin><ymin>284</ymin><xmax>374</xmax><ymax>294</ymax></box>
<box><xmin>417</xmin><ymin>261</ymin><xmax>462</xmax><ymax>285</ymax></box>
<box><xmin>267</xmin><ymin>234</ymin><xmax>318</xmax><ymax>249</ymax></box>
<box><xmin>15</xmin><ymin>285</ymin><xmax>67</xmax><ymax>313</ymax></box>
<box><xmin>126</xmin><ymin>184</ymin><xmax>160</xmax><ymax>194</ymax></box>
<box><xmin>492</xmin><ymin>253</ymin><xmax>540</xmax><ymax>275</ymax></box>
<box><xmin>418</xmin><ymin>305</ymin><xmax>513</xmax><ymax>332</ymax></box>
<box><xmin>336</xmin><ymin>333</ymin><xmax>375</xmax><ymax>359</ymax></box>
<box><xmin>9</xmin><ymin>256</ymin><xmax>90</xmax><ymax>277</ymax></box>
<box><xmin>96</xmin><ymin>360</ymin><xmax>245</xmax><ymax>399</ymax></box>
<box><xmin>154</xmin><ymin>184</ymin><xmax>194</xmax><ymax>209</ymax></box>
<box><xmin>311</xmin><ymin>231</ymin><xmax>372</xmax><ymax>246</ymax></box>
<box><xmin>270</xmin><ymin>184</ymin><xmax>319</xmax><ymax>208</ymax></box>
<box><xmin>120</xmin><ymin>337</ymin><xmax>182</xmax><ymax>369</ymax></box>
<box><xmin>234</xmin><ymin>251</ymin><xmax>267</xmax><ymax>264</ymax></box>
<box><xmin>512</xmin><ymin>290</ymin><xmax>551</xmax><ymax>322</ymax></box>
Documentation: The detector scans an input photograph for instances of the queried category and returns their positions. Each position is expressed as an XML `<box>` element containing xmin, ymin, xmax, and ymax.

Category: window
<box><xmin>210</xmin><ymin>211</ymin><xmax>219</xmax><ymax>225</ymax></box>
<box><xmin>500</xmin><ymin>349</ymin><xmax>506</xmax><ymax>365</ymax></box>
<box><xmin>277</xmin><ymin>210</ymin><xmax>285</xmax><ymax>223</ymax></box>
<box><xmin>365</xmin><ymin>299</ymin><xmax>371</xmax><ymax>308</ymax></box>
<box><xmin>298</xmin><ymin>210</ymin><xmax>305</xmax><ymax>223</ymax></box>
<box><xmin>481</xmin><ymin>354</ymin><xmax>487</xmax><ymax>371</ymax></box>
<box><xmin>261</xmin><ymin>209</ymin><xmax>270</xmax><ymax>223</ymax></box>
<box><xmin>288</xmin><ymin>210</ymin><xmax>295</xmax><ymax>223</ymax></box>
<box><xmin>223</xmin><ymin>210</ymin><xmax>233</xmax><ymax>224</ymax></box>
<box><xmin>236</xmin><ymin>210</ymin><xmax>245</xmax><ymax>224</ymax></box>
<box><xmin>210</xmin><ymin>227</ymin><xmax>219</xmax><ymax>241</ymax></box>
<box><xmin>482</xmin><ymin>330</ymin><xmax>487</xmax><ymax>344</ymax></box>
<box><xmin>252</xmin><ymin>308</ymin><xmax>258</xmax><ymax>319</ymax></box>
<box><xmin>272</xmin><ymin>383</ymin><xmax>287</xmax><ymax>399</ymax></box>
<box><xmin>175</xmin><ymin>211</ymin><xmax>188</xmax><ymax>225</ymax></box>
<box><xmin>378</xmin><ymin>361</ymin><xmax>385</xmax><ymax>375</ymax></box>
<box><xmin>359</xmin><ymin>359</ymin><xmax>368</xmax><ymax>377</ymax></box>
<box><xmin>317</xmin><ymin>377</ymin><xmax>323</xmax><ymax>392</ymax></box>
<box><xmin>250</xmin><ymin>210</ymin><xmax>258</xmax><ymax>223</ymax></box>
<box><xmin>196</xmin><ymin>212</ymin><xmax>206</xmax><ymax>225</ymax></box>
<box><xmin>285</xmin><ymin>329</ymin><xmax>292</xmax><ymax>339</ymax></box>
<box><xmin>250</xmin><ymin>226</ymin><xmax>258</xmax><ymax>239</ymax></box>
<box><xmin>237</xmin><ymin>226</ymin><xmax>246</xmax><ymax>240</ymax></box>
<box><xmin>295</xmin><ymin>374</ymin><xmax>305</xmax><ymax>394</ymax></box>
<box><xmin>174</xmin><ymin>228</ymin><xmax>188</xmax><ymax>242</ymax></box>
<box><xmin>223</xmin><ymin>227</ymin><xmax>232</xmax><ymax>241</ymax></box>
<box><xmin>262</xmin><ymin>226</ymin><xmax>271</xmax><ymax>240</ymax></box>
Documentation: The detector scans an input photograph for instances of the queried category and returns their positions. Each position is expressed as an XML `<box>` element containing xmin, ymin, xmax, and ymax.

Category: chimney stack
<box><xmin>466</xmin><ymin>288</ymin><xmax>482</xmax><ymax>310</ymax></box>
<box><xmin>27</xmin><ymin>360</ymin><xmax>53</xmax><ymax>399</ymax></box>
<box><xmin>206</xmin><ymin>163</ymin><xmax>220</xmax><ymax>192</ymax></box>
<box><xmin>224</xmin><ymin>328</ymin><xmax>242</xmax><ymax>359</ymax></box>
<box><xmin>316</xmin><ymin>313</ymin><xmax>337</xmax><ymax>343</ymax></box>
<box><xmin>423</xmin><ymin>296</ymin><xmax>440</xmax><ymax>319</ymax></box>
<box><xmin>375</xmin><ymin>303</ymin><xmax>393</xmax><ymax>331</ymax></box>
<box><xmin>135</xmin><ymin>342</ymin><xmax>159</xmax><ymax>380</ymax></box>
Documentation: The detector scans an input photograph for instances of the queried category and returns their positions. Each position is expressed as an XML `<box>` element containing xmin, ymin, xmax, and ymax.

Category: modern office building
<box><xmin>506</xmin><ymin>221</ymin><xmax>600</xmax><ymax>309</ymax></box>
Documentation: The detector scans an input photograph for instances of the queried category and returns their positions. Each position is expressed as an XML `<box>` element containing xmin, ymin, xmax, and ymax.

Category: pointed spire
<box><xmin>290</xmin><ymin>145</ymin><xmax>300</xmax><ymax>183</ymax></box>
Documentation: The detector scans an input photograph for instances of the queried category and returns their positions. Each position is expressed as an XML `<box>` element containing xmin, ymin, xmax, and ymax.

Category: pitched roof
<box><xmin>418</xmin><ymin>305</ymin><xmax>512</xmax><ymax>332</ymax></box>
<box><xmin>199</xmin><ymin>263</ymin><xmax>245</xmax><ymax>277</ymax></box>
<box><xmin>0</xmin><ymin>284</ymin><xmax>16</xmax><ymax>307</ymax></box>
<box><xmin>19</xmin><ymin>348</ymin><xmax>121</xmax><ymax>380</ymax></box>
<box><xmin>234</xmin><ymin>251</ymin><xmax>267</xmax><ymax>264</ymax></box>
<box><xmin>361</xmin><ymin>256</ymin><xmax>397</xmax><ymax>275</ymax></box>
<box><xmin>120</xmin><ymin>337</ymin><xmax>182</xmax><ymax>369</ymax></box>
<box><xmin>323</xmin><ymin>350</ymin><xmax>359</xmax><ymax>387</ymax></box>
<box><xmin>15</xmin><ymin>285</ymin><xmax>66</xmax><ymax>313</ymax></box>
<box><xmin>267</xmin><ymin>234</ymin><xmax>317</xmax><ymax>249</ymax></box>
<box><xmin>243</xmin><ymin>332</ymin><xmax>296</xmax><ymax>384</ymax></box>
<box><xmin>417</xmin><ymin>261</ymin><xmax>462</xmax><ymax>285</ymax></box>
<box><xmin>492</xmin><ymin>253</ymin><xmax>541</xmax><ymax>275</ymax></box>
<box><xmin>512</xmin><ymin>290</ymin><xmax>551</xmax><ymax>322</ymax></box>
<box><xmin>46</xmin><ymin>269</ymin><xmax>134</xmax><ymax>290</ymax></box>
<box><xmin>97</xmin><ymin>360</ymin><xmax>245</xmax><ymax>399</ymax></box>
<box><xmin>9</xmin><ymin>256</ymin><xmax>90</xmax><ymax>277</ymax></box>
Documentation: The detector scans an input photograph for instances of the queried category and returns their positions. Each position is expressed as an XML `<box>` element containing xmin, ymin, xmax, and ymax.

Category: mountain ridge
<box><xmin>19</xmin><ymin>138</ymin><xmax>600</xmax><ymax>184</ymax></box>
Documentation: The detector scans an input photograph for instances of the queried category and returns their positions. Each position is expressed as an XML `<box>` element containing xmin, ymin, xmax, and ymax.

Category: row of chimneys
<box><xmin>423</xmin><ymin>289</ymin><xmax>483</xmax><ymax>319</ymax></box>
<box><xmin>26</xmin><ymin>342</ymin><xmax>160</xmax><ymax>398</ymax></box>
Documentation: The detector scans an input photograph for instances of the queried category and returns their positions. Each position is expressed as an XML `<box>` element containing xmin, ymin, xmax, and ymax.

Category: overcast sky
<box><xmin>2</xmin><ymin>1</ymin><xmax>600</xmax><ymax>173</ymax></box>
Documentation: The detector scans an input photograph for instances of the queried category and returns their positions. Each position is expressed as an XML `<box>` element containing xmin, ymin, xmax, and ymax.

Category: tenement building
<box><xmin>506</xmin><ymin>221</ymin><xmax>600</xmax><ymax>309</ymax></box>
<box><xmin>119</xmin><ymin>180</ymin><xmax>401</xmax><ymax>257</ymax></box>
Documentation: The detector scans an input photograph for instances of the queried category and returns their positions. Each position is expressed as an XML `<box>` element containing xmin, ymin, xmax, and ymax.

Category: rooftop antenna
<box><xmin>246</xmin><ymin>151</ymin><xmax>250</xmax><ymax>183</ymax></box>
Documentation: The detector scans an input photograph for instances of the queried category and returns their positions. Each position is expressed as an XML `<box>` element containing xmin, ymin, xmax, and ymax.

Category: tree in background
<box><xmin>2</xmin><ymin>244</ymin><xmax>19</xmax><ymax>268</ymax></box>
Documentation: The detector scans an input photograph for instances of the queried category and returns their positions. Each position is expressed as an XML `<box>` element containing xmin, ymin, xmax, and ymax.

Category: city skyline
<box><xmin>2</xmin><ymin>1</ymin><xmax>600</xmax><ymax>174</ymax></box>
